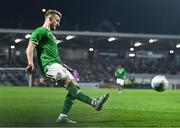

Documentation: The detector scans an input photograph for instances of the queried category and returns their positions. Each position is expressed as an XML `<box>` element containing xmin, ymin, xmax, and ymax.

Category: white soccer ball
<box><xmin>151</xmin><ymin>75</ymin><xmax>169</xmax><ymax>92</ymax></box>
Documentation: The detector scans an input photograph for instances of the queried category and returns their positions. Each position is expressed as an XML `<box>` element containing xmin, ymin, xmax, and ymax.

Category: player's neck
<box><xmin>42</xmin><ymin>22</ymin><xmax>51</xmax><ymax>31</ymax></box>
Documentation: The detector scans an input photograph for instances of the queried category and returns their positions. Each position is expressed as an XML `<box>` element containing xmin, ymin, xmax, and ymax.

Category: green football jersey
<box><xmin>29</xmin><ymin>27</ymin><xmax>61</xmax><ymax>74</ymax></box>
<box><xmin>114</xmin><ymin>67</ymin><xmax>127</xmax><ymax>79</ymax></box>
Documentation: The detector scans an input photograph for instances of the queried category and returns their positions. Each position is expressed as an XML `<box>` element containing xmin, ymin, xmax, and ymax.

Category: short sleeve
<box><xmin>29</xmin><ymin>27</ymin><xmax>45</xmax><ymax>45</ymax></box>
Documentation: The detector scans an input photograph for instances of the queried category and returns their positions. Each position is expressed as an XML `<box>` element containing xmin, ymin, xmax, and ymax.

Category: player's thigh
<box><xmin>46</xmin><ymin>63</ymin><xmax>73</xmax><ymax>80</ymax></box>
<box><xmin>66</xmin><ymin>69</ymin><xmax>78</xmax><ymax>85</ymax></box>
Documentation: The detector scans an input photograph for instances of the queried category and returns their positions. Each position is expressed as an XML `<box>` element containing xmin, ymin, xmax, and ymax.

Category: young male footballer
<box><xmin>26</xmin><ymin>9</ymin><xmax>109</xmax><ymax>124</ymax></box>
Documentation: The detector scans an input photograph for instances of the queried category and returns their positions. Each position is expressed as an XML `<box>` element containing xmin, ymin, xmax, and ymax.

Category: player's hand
<box><xmin>26</xmin><ymin>63</ymin><xmax>34</xmax><ymax>74</ymax></box>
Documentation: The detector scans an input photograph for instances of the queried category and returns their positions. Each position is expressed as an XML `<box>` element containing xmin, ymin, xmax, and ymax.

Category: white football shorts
<box><xmin>45</xmin><ymin>63</ymin><xmax>74</xmax><ymax>81</ymax></box>
<box><xmin>116</xmin><ymin>78</ymin><xmax>125</xmax><ymax>85</ymax></box>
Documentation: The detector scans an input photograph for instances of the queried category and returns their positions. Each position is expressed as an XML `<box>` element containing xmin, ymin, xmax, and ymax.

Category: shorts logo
<box><xmin>56</xmin><ymin>73</ymin><xmax>61</xmax><ymax>80</ymax></box>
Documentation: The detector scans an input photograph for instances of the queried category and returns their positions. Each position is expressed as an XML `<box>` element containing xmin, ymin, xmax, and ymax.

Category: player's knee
<box><xmin>67</xmin><ymin>93</ymin><xmax>76</xmax><ymax>100</ymax></box>
<box><xmin>60</xmin><ymin>77</ymin><xmax>70</xmax><ymax>86</ymax></box>
<box><xmin>71</xmin><ymin>79</ymin><xmax>79</xmax><ymax>88</ymax></box>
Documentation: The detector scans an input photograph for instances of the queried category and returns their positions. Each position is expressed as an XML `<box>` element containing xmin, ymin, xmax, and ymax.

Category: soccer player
<box><xmin>114</xmin><ymin>64</ymin><xmax>127</xmax><ymax>93</ymax></box>
<box><xmin>26</xmin><ymin>9</ymin><xmax>109</xmax><ymax>124</ymax></box>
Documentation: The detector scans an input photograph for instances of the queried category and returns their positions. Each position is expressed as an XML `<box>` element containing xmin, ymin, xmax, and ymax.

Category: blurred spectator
<box><xmin>1</xmin><ymin>51</ymin><xmax>180</xmax><ymax>84</ymax></box>
<box><xmin>73</xmin><ymin>69</ymin><xmax>80</xmax><ymax>82</ymax></box>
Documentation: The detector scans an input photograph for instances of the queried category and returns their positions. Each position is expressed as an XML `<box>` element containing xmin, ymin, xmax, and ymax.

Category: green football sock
<box><xmin>61</xmin><ymin>93</ymin><xmax>75</xmax><ymax>114</ymax></box>
<box><xmin>67</xmin><ymin>81</ymin><xmax>92</xmax><ymax>105</ymax></box>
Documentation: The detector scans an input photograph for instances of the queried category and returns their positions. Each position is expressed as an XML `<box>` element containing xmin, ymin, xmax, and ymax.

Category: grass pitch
<box><xmin>0</xmin><ymin>86</ymin><xmax>180</xmax><ymax>127</ymax></box>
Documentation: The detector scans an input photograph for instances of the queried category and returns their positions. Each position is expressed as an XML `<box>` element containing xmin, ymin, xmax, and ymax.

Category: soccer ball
<box><xmin>151</xmin><ymin>75</ymin><xmax>169</xmax><ymax>92</ymax></box>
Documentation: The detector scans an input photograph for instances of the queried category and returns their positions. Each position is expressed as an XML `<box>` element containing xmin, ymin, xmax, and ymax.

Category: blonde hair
<box><xmin>45</xmin><ymin>9</ymin><xmax>62</xmax><ymax>18</ymax></box>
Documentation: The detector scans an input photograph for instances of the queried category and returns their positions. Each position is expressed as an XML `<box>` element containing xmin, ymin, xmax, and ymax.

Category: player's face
<box><xmin>50</xmin><ymin>14</ymin><xmax>61</xmax><ymax>30</ymax></box>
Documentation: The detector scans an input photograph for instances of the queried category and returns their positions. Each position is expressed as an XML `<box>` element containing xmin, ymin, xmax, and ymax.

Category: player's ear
<box><xmin>49</xmin><ymin>16</ymin><xmax>53</xmax><ymax>22</ymax></box>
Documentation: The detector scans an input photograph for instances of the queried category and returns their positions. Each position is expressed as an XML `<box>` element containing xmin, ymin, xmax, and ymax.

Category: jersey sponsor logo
<box><xmin>56</xmin><ymin>73</ymin><xmax>62</xmax><ymax>80</ymax></box>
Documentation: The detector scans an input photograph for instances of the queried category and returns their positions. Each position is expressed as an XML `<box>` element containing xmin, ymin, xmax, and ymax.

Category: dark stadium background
<box><xmin>1</xmin><ymin>0</ymin><xmax>180</xmax><ymax>34</ymax></box>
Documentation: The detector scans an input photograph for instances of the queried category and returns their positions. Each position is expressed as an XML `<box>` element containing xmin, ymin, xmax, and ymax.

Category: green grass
<box><xmin>0</xmin><ymin>86</ymin><xmax>180</xmax><ymax>127</ymax></box>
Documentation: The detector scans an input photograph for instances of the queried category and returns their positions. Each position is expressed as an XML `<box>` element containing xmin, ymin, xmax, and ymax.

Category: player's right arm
<box><xmin>26</xmin><ymin>43</ymin><xmax>36</xmax><ymax>74</ymax></box>
<box><xmin>25</xmin><ymin>27</ymin><xmax>45</xmax><ymax>74</ymax></box>
<box><xmin>114</xmin><ymin>69</ymin><xmax>118</xmax><ymax>78</ymax></box>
